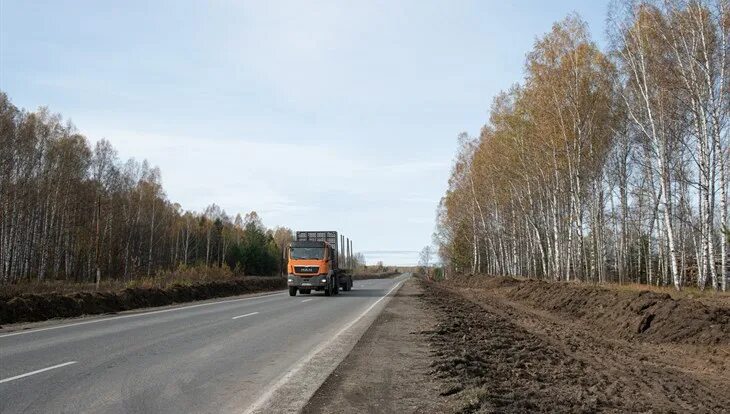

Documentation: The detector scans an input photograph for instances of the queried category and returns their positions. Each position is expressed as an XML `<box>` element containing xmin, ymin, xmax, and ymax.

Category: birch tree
<box><xmin>436</xmin><ymin>2</ymin><xmax>729</xmax><ymax>291</ymax></box>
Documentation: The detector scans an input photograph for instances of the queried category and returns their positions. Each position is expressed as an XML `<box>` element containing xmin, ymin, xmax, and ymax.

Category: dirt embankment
<box><xmin>0</xmin><ymin>277</ymin><xmax>285</xmax><ymax>325</ymax></box>
<box><xmin>302</xmin><ymin>275</ymin><xmax>728</xmax><ymax>412</ymax></box>
<box><xmin>423</xmin><ymin>276</ymin><xmax>730</xmax><ymax>412</ymax></box>
<box><xmin>452</xmin><ymin>275</ymin><xmax>730</xmax><ymax>346</ymax></box>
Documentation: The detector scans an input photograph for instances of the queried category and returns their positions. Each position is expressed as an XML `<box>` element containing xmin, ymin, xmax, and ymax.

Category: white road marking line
<box><xmin>0</xmin><ymin>291</ymin><xmax>287</xmax><ymax>339</ymax></box>
<box><xmin>232</xmin><ymin>312</ymin><xmax>259</xmax><ymax>320</ymax></box>
<box><xmin>242</xmin><ymin>278</ymin><xmax>405</xmax><ymax>414</ymax></box>
<box><xmin>301</xmin><ymin>299</ymin><xmax>313</xmax><ymax>303</ymax></box>
<box><xmin>0</xmin><ymin>361</ymin><xmax>78</xmax><ymax>384</ymax></box>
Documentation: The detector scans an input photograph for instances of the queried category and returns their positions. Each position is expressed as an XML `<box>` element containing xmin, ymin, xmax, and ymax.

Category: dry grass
<box><xmin>609</xmin><ymin>282</ymin><xmax>728</xmax><ymax>297</ymax></box>
<box><xmin>605</xmin><ymin>282</ymin><xmax>730</xmax><ymax>307</ymax></box>
<box><xmin>0</xmin><ymin>265</ymin><xmax>243</xmax><ymax>298</ymax></box>
<box><xmin>449</xmin><ymin>273</ymin><xmax>729</xmax><ymax>306</ymax></box>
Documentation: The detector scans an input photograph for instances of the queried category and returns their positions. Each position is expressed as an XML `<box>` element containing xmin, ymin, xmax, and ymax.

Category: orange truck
<box><xmin>287</xmin><ymin>231</ymin><xmax>353</xmax><ymax>296</ymax></box>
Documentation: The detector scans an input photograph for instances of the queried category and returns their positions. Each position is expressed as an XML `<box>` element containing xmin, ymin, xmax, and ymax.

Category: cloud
<box><xmin>85</xmin><ymin>127</ymin><xmax>337</xmax><ymax>204</ymax></box>
<box><xmin>221</xmin><ymin>1</ymin><xmax>379</xmax><ymax>106</ymax></box>
<box><xmin>32</xmin><ymin>75</ymin><xmax>141</xmax><ymax>102</ymax></box>
<box><xmin>400</xmin><ymin>195</ymin><xmax>442</xmax><ymax>204</ymax></box>
<box><xmin>83</xmin><ymin>126</ymin><xmax>445</xmax><ymax>219</ymax></box>
<box><xmin>361</xmin><ymin>250</ymin><xmax>421</xmax><ymax>266</ymax></box>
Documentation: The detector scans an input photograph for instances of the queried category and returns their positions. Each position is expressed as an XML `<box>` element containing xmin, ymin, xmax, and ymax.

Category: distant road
<box><xmin>0</xmin><ymin>275</ymin><xmax>408</xmax><ymax>413</ymax></box>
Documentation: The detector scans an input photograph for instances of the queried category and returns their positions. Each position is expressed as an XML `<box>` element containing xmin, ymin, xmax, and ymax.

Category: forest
<box><xmin>0</xmin><ymin>92</ymin><xmax>294</xmax><ymax>285</ymax></box>
<box><xmin>436</xmin><ymin>0</ymin><xmax>730</xmax><ymax>290</ymax></box>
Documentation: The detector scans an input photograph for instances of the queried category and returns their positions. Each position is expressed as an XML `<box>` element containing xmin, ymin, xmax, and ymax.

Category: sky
<box><xmin>0</xmin><ymin>0</ymin><xmax>609</xmax><ymax>266</ymax></box>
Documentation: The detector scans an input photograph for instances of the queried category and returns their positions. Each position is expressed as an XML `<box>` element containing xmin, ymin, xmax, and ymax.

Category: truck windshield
<box><xmin>290</xmin><ymin>247</ymin><xmax>325</xmax><ymax>260</ymax></box>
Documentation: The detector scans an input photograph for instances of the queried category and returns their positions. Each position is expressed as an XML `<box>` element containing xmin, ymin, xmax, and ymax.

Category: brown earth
<box><xmin>0</xmin><ymin>276</ymin><xmax>285</xmax><ymax>325</ymax></box>
<box><xmin>425</xmin><ymin>277</ymin><xmax>730</xmax><ymax>413</ymax></box>
<box><xmin>451</xmin><ymin>275</ymin><xmax>730</xmax><ymax>346</ymax></box>
<box><xmin>303</xmin><ymin>278</ymin><xmax>451</xmax><ymax>414</ymax></box>
<box><xmin>305</xmin><ymin>276</ymin><xmax>729</xmax><ymax>413</ymax></box>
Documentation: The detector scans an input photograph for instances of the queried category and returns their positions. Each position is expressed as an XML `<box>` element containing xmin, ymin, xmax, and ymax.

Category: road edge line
<box><xmin>241</xmin><ymin>276</ymin><xmax>408</xmax><ymax>414</ymax></box>
<box><xmin>0</xmin><ymin>361</ymin><xmax>78</xmax><ymax>384</ymax></box>
<box><xmin>232</xmin><ymin>312</ymin><xmax>259</xmax><ymax>320</ymax></box>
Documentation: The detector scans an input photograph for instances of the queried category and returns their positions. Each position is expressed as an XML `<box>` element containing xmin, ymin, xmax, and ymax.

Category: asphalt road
<box><xmin>0</xmin><ymin>275</ymin><xmax>408</xmax><ymax>413</ymax></box>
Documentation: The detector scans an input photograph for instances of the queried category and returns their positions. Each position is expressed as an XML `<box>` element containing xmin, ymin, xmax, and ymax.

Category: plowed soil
<box><xmin>451</xmin><ymin>275</ymin><xmax>730</xmax><ymax>346</ymax></box>
<box><xmin>305</xmin><ymin>276</ymin><xmax>729</xmax><ymax>413</ymax></box>
<box><xmin>425</xmin><ymin>277</ymin><xmax>730</xmax><ymax>413</ymax></box>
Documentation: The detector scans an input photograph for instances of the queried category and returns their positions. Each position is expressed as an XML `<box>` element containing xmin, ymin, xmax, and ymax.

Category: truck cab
<box><xmin>287</xmin><ymin>241</ymin><xmax>338</xmax><ymax>296</ymax></box>
<box><xmin>287</xmin><ymin>231</ymin><xmax>353</xmax><ymax>296</ymax></box>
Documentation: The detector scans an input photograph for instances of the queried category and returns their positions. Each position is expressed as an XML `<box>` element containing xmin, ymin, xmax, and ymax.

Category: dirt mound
<box><xmin>0</xmin><ymin>277</ymin><xmax>285</xmax><ymax>325</ymax></box>
<box><xmin>420</xmin><ymin>279</ymin><xmax>730</xmax><ymax>412</ymax></box>
<box><xmin>503</xmin><ymin>279</ymin><xmax>730</xmax><ymax>346</ymax></box>
<box><xmin>451</xmin><ymin>274</ymin><xmax>522</xmax><ymax>289</ymax></box>
<box><xmin>421</xmin><ymin>281</ymin><xmax>653</xmax><ymax>412</ymax></box>
<box><xmin>446</xmin><ymin>276</ymin><xmax>730</xmax><ymax>346</ymax></box>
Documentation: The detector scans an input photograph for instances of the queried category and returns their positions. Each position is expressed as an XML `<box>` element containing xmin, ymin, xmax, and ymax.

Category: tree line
<box><xmin>0</xmin><ymin>93</ymin><xmax>294</xmax><ymax>284</ymax></box>
<box><xmin>436</xmin><ymin>0</ymin><xmax>729</xmax><ymax>291</ymax></box>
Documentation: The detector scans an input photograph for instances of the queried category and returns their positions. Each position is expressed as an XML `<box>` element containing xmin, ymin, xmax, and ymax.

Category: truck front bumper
<box><xmin>288</xmin><ymin>274</ymin><xmax>329</xmax><ymax>288</ymax></box>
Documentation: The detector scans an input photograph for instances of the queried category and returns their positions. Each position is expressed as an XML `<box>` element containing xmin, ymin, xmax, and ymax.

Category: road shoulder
<box><xmin>303</xmin><ymin>277</ymin><xmax>449</xmax><ymax>414</ymax></box>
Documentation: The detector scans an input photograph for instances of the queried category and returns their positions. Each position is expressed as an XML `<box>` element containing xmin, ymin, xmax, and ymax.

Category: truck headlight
<box><xmin>321</xmin><ymin>278</ymin><xmax>327</xmax><ymax>283</ymax></box>
<box><xmin>288</xmin><ymin>278</ymin><xmax>293</xmax><ymax>283</ymax></box>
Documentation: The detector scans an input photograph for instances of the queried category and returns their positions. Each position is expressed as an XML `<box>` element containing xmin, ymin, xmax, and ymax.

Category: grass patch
<box><xmin>0</xmin><ymin>269</ymin><xmax>285</xmax><ymax>325</ymax></box>
<box><xmin>0</xmin><ymin>265</ymin><xmax>243</xmax><ymax>298</ymax></box>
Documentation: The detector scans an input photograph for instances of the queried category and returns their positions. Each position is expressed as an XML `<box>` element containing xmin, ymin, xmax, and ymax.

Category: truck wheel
<box><xmin>333</xmin><ymin>278</ymin><xmax>340</xmax><ymax>295</ymax></box>
<box><xmin>344</xmin><ymin>278</ymin><xmax>352</xmax><ymax>291</ymax></box>
<box><xmin>324</xmin><ymin>284</ymin><xmax>331</xmax><ymax>296</ymax></box>
<box><xmin>289</xmin><ymin>287</ymin><xmax>297</xmax><ymax>296</ymax></box>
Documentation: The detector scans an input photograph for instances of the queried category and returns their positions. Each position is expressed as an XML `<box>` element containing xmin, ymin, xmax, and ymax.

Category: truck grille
<box><xmin>294</xmin><ymin>266</ymin><xmax>319</xmax><ymax>274</ymax></box>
